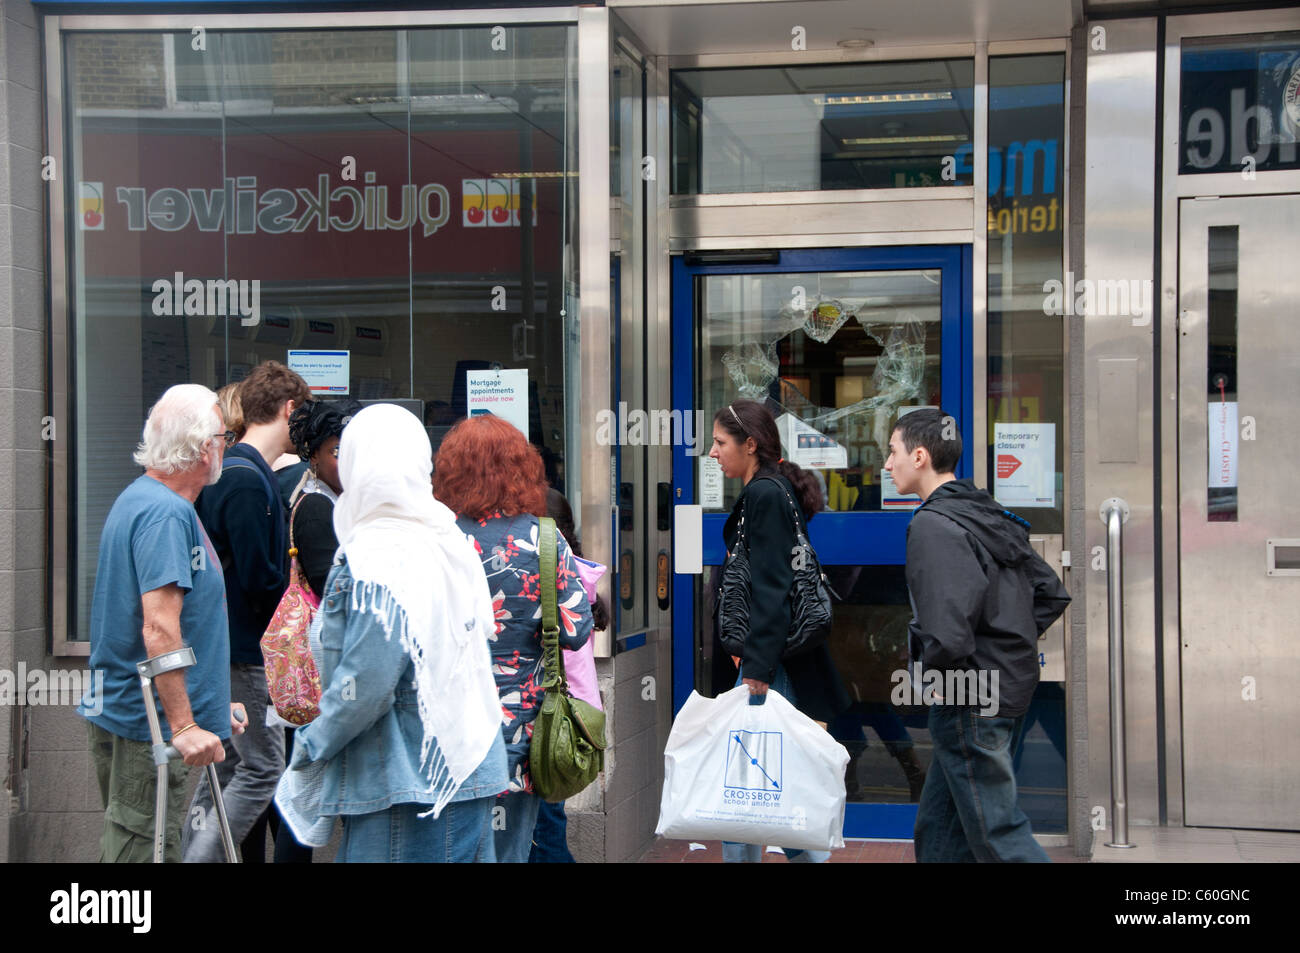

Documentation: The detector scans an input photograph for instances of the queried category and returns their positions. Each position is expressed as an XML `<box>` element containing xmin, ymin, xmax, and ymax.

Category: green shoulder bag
<box><xmin>528</xmin><ymin>516</ymin><xmax>607</xmax><ymax>802</ymax></box>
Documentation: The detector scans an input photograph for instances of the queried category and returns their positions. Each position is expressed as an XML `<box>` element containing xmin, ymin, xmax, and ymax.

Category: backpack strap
<box><xmin>221</xmin><ymin>457</ymin><xmax>279</xmax><ymax>517</ymax></box>
<box><xmin>217</xmin><ymin>455</ymin><xmax>282</xmax><ymax>574</ymax></box>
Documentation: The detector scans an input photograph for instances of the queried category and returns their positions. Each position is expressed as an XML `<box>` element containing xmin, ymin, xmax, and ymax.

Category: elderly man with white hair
<box><xmin>78</xmin><ymin>383</ymin><xmax>248</xmax><ymax>863</ymax></box>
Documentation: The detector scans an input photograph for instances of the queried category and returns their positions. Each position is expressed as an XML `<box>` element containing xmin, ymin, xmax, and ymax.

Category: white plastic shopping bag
<box><xmin>655</xmin><ymin>685</ymin><xmax>849</xmax><ymax>851</ymax></box>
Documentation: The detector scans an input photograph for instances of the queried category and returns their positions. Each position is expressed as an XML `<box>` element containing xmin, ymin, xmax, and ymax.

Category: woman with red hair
<box><xmin>434</xmin><ymin>415</ymin><xmax>593</xmax><ymax>862</ymax></box>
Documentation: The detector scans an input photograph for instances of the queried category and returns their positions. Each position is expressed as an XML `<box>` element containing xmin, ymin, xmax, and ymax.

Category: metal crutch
<box><xmin>138</xmin><ymin>647</ymin><xmax>241</xmax><ymax>863</ymax></box>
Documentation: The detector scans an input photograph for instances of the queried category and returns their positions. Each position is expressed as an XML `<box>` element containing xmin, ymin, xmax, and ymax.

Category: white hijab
<box><xmin>331</xmin><ymin>403</ymin><xmax>500</xmax><ymax>818</ymax></box>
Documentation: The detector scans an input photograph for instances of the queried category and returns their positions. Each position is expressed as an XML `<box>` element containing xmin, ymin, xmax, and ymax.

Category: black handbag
<box><xmin>715</xmin><ymin>476</ymin><xmax>835</xmax><ymax>661</ymax></box>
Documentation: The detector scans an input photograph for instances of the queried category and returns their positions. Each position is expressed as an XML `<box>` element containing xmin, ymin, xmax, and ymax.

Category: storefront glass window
<box><xmin>1181</xmin><ymin>33</ymin><xmax>1300</xmax><ymax>176</ymax></box>
<box><xmin>63</xmin><ymin>25</ymin><xmax>579</xmax><ymax>640</ymax></box>
<box><xmin>671</xmin><ymin>60</ymin><xmax>974</xmax><ymax>194</ymax></box>
<box><xmin>987</xmin><ymin>54</ymin><xmax>1066</xmax><ymax>534</ymax></box>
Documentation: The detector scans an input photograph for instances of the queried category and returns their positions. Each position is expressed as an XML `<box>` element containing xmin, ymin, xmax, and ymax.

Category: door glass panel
<box><xmin>695</xmin><ymin>270</ymin><xmax>942</xmax><ymax>512</ymax></box>
<box><xmin>697</xmin><ymin>565</ymin><xmax>932</xmax><ymax>804</ymax></box>
<box><xmin>1207</xmin><ymin>226</ymin><xmax>1239</xmax><ymax>522</ymax></box>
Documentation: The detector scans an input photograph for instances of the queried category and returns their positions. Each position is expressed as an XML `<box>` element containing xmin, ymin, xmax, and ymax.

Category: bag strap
<box><xmin>751</xmin><ymin>475</ymin><xmax>812</xmax><ymax>540</ymax></box>
<box><xmin>288</xmin><ymin>493</ymin><xmax>305</xmax><ymax>552</ymax></box>
<box><xmin>538</xmin><ymin>516</ymin><xmax>566</xmax><ymax>691</ymax></box>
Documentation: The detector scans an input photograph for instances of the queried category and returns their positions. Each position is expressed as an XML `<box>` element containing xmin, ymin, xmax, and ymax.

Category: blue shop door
<box><xmin>670</xmin><ymin>246</ymin><xmax>972</xmax><ymax>839</ymax></box>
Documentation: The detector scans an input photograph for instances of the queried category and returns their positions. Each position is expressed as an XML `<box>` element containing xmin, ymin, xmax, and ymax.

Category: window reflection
<box><xmin>987</xmin><ymin>54</ymin><xmax>1066</xmax><ymax>532</ymax></box>
<box><xmin>697</xmin><ymin>271</ymin><xmax>942</xmax><ymax>512</ymax></box>
<box><xmin>64</xmin><ymin>25</ymin><xmax>578</xmax><ymax>638</ymax></box>
<box><xmin>672</xmin><ymin>60</ymin><xmax>974</xmax><ymax>194</ymax></box>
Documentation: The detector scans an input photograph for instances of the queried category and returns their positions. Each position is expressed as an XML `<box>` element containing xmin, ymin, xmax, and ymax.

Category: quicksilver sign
<box><xmin>114</xmin><ymin>174</ymin><xmax>452</xmax><ymax>236</ymax></box>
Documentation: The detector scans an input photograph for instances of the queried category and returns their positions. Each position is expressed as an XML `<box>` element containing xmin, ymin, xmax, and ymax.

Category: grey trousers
<box><xmin>181</xmin><ymin>663</ymin><xmax>285</xmax><ymax>862</ymax></box>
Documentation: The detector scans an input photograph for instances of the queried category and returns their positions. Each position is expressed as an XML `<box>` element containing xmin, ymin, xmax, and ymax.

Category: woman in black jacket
<box><xmin>261</xmin><ymin>398</ymin><xmax>359</xmax><ymax>862</ymax></box>
<box><xmin>710</xmin><ymin>398</ymin><xmax>850</xmax><ymax>863</ymax></box>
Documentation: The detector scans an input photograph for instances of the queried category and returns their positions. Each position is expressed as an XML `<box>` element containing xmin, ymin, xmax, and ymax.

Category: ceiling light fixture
<box><xmin>841</xmin><ymin>133</ymin><xmax>968</xmax><ymax>146</ymax></box>
<box><xmin>814</xmin><ymin>91</ymin><xmax>954</xmax><ymax>106</ymax></box>
<box><xmin>837</xmin><ymin>38</ymin><xmax>874</xmax><ymax>50</ymax></box>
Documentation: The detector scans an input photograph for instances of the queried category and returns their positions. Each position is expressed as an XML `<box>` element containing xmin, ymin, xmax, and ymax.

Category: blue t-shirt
<box><xmin>79</xmin><ymin>474</ymin><xmax>232</xmax><ymax>742</ymax></box>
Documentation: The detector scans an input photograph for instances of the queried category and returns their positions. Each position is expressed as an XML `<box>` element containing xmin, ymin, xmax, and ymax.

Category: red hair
<box><xmin>434</xmin><ymin>415</ymin><xmax>547</xmax><ymax>520</ymax></box>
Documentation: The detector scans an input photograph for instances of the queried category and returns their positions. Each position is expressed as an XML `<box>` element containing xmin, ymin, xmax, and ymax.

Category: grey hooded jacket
<box><xmin>904</xmin><ymin>479</ymin><xmax>1071</xmax><ymax>718</ymax></box>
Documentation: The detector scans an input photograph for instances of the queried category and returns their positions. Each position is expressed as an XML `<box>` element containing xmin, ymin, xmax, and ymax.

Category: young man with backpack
<box><xmin>183</xmin><ymin>361</ymin><xmax>311</xmax><ymax>862</ymax></box>
<box><xmin>885</xmin><ymin>408</ymin><xmax>1070</xmax><ymax>863</ymax></box>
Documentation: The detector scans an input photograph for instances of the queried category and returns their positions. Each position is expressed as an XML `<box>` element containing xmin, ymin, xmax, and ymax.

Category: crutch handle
<box><xmin>160</xmin><ymin>709</ymin><xmax>246</xmax><ymax>762</ymax></box>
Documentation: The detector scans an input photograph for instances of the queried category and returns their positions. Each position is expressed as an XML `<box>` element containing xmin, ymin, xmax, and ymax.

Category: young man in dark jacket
<box><xmin>886</xmin><ymin>408</ymin><xmax>1070</xmax><ymax>863</ymax></box>
<box><xmin>183</xmin><ymin>361</ymin><xmax>310</xmax><ymax>862</ymax></box>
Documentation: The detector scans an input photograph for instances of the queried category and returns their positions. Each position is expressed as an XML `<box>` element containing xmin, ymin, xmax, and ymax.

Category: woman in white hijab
<box><xmin>275</xmin><ymin>403</ymin><xmax>507</xmax><ymax>862</ymax></box>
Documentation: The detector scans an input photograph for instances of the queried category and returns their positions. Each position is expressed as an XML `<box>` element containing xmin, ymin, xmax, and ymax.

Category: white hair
<box><xmin>133</xmin><ymin>384</ymin><xmax>222</xmax><ymax>474</ymax></box>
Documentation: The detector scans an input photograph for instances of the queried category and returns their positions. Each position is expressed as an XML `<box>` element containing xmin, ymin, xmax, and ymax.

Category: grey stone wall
<box><xmin>568</xmin><ymin>635</ymin><xmax>671</xmax><ymax>863</ymax></box>
<box><xmin>1067</xmin><ymin>22</ymin><xmax>1092</xmax><ymax>858</ymax></box>
<box><xmin>1</xmin><ymin>0</ymin><xmax>111</xmax><ymax>863</ymax></box>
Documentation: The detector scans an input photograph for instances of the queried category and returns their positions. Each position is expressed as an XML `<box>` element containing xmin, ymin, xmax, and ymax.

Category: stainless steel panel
<box><xmin>1178</xmin><ymin>195</ymin><xmax>1300</xmax><ymax>831</ymax></box>
<box><xmin>671</xmin><ymin>230</ymin><xmax>973</xmax><ymax>251</ymax></box>
<box><xmin>675</xmin><ymin>187</ymin><xmax>974</xmax><ymax>207</ymax></box>
<box><xmin>669</xmin><ymin>196</ymin><xmax>974</xmax><ymax>248</ymax></box>
<box><xmin>1159</xmin><ymin>5</ymin><xmax>1300</xmax><ymax>827</ymax></box>
<box><xmin>609</xmin><ymin>0</ymin><xmax>1074</xmax><ymax>57</ymax></box>
<box><xmin>1083</xmin><ymin>17</ymin><xmax>1160</xmax><ymax>833</ymax></box>
<box><xmin>1096</xmin><ymin>358</ymin><xmax>1139</xmax><ymax>463</ymax></box>
<box><xmin>1176</xmin><ymin>171</ymin><xmax>1300</xmax><ymax>198</ymax></box>
<box><xmin>578</xmin><ymin>7</ymin><xmax>614</xmax><ymax>657</ymax></box>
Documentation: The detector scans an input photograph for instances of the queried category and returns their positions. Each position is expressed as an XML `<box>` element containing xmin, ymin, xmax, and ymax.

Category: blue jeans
<box><xmin>529</xmin><ymin>799</ymin><xmax>575</xmax><ymax>863</ymax></box>
<box><xmin>494</xmin><ymin>791</ymin><xmax>542</xmax><ymax>863</ymax></box>
<box><xmin>913</xmin><ymin>705</ymin><xmax>1049</xmax><ymax>863</ymax></box>
<box><xmin>337</xmin><ymin>797</ymin><xmax>496</xmax><ymax>863</ymax></box>
<box><xmin>721</xmin><ymin>665</ymin><xmax>830</xmax><ymax>864</ymax></box>
<box><xmin>183</xmin><ymin>664</ymin><xmax>284</xmax><ymax>863</ymax></box>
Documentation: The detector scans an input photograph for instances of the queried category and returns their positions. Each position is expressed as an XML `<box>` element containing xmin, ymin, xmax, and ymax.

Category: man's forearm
<box><xmin>142</xmin><ymin>618</ymin><xmax>196</xmax><ymax>733</ymax></box>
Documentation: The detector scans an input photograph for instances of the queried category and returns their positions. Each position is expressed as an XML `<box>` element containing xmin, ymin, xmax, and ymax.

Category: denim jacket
<box><xmin>289</xmin><ymin>556</ymin><xmax>509</xmax><ymax>815</ymax></box>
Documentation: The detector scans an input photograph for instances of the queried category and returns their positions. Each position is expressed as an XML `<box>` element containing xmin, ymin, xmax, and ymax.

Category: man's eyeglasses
<box><xmin>213</xmin><ymin>431</ymin><xmax>238</xmax><ymax>448</ymax></box>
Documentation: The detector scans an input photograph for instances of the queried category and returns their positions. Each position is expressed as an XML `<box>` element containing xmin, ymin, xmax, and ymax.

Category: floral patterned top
<box><xmin>456</xmin><ymin>510</ymin><xmax>593</xmax><ymax>793</ymax></box>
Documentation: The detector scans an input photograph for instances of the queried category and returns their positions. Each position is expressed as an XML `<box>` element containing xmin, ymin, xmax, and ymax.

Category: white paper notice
<box><xmin>287</xmin><ymin>350</ymin><xmax>350</xmax><ymax>395</ymax></box>
<box><xmin>466</xmin><ymin>368</ymin><xmax>529</xmax><ymax>437</ymax></box>
<box><xmin>1207</xmin><ymin>401</ymin><xmax>1238</xmax><ymax>488</ymax></box>
<box><xmin>880</xmin><ymin>467</ymin><xmax>921</xmax><ymax>510</ymax></box>
<box><xmin>994</xmin><ymin>423</ymin><xmax>1055</xmax><ymax>507</ymax></box>
<box><xmin>774</xmin><ymin>413</ymin><xmax>848</xmax><ymax>470</ymax></box>
<box><xmin>699</xmin><ymin>454</ymin><xmax>724</xmax><ymax>508</ymax></box>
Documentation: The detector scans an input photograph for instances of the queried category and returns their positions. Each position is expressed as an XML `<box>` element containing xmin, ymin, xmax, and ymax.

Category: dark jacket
<box><xmin>722</xmin><ymin>471</ymin><xmax>851</xmax><ymax>724</ymax></box>
<box><xmin>904</xmin><ymin>479</ymin><xmax>1071</xmax><ymax>718</ymax></box>
<box><xmin>196</xmin><ymin>444</ymin><xmax>288</xmax><ymax>665</ymax></box>
<box><xmin>290</xmin><ymin>492</ymin><xmax>338</xmax><ymax>598</ymax></box>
